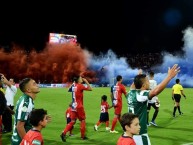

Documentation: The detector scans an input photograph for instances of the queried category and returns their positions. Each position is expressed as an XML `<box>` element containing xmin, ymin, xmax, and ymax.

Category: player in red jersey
<box><xmin>117</xmin><ymin>113</ymin><xmax>140</xmax><ymax>145</ymax></box>
<box><xmin>65</xmin><ymin>103</ymin><xmax>75</xmax><ymax>136</ymax></box>
<box><xmin>94</xmin><ymin>95</ymin><xmax>112</xmax><ymax>131</ymax></box>
<box><xmin>110</xmin><ymin>75</ymin><xmax>127</xmax><ymax>133</ymax></box>
<box><xmin>60</xmin><ymin>76</ymin><xmax>92</xmax><ymax>142</ymax></box>
<box><xmin>20</xmin><ymin>109</ymin><xmax>48</xmax><ymax>145</ymax></box>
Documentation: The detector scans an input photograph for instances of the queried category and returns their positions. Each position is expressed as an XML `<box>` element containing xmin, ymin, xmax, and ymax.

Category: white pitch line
<box><xmin>182</xmin><ymin>142</ymin><xmax>193</xmax><ymax>145</ymax></box>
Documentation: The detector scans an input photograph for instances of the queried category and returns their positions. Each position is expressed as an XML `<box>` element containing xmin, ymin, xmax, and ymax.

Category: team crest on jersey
<box><xmin>32</xmin><ymin>140</ymin><xmax>41</xmax><ymax>145</ymax></box>
<box><xmin>21</xmin><ymin>106</ymin><xmax>28</xmax><ymax>112</ymax></box>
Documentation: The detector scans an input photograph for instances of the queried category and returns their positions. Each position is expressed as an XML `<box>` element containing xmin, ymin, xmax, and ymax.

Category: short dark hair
<box><xmin>120</xmin><ymin>113</ymin><xmax>138</xmax><ymax>131</ymax></box>
<box><xmin>19</xmin><ymin>78</ymin><xmax>32</xmax><ymax>92</ymax></box>
<box><xmin>134</xmin><ymin>74</ymin><xmax>147</xmax><ymax>89</ymax></box>
<box><xmin>29</xmin><ymin>108</ymin><xmax>47</xmax><ymax>127</ymax></box>
<box><xmin>73</xmin><ymin>75</ymin><xmax>80</xmax><ymax>83</ymax></box>
<box><xmin>101</xmin><ymin>95</ymin><xmax>107</xmax><ymax>101</ymax></box>
<box><xmin>176</xmin><ymin>79</ymin><xmax>180</xmax><ymax>84</ymax></box>
<box><xmin>116</xmin><ymin>75</ymin><xmax>122</xmax><ymax>81</ymax></box>
<box><xmin>149</xmin><ymin>71</ymin><xmax>154</xmax><ymax>77</ymax></box>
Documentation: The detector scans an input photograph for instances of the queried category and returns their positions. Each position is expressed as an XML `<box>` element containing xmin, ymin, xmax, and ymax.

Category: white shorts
<box><xmin>133</xmin><ymin>134</ymin><xmax>151</xmax><ymax>145</ymax></box>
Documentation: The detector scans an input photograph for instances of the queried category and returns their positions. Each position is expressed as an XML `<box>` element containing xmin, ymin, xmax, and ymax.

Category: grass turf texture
<box><xmin>2</xmin><ymin>87</ymin><xmax>193</xmax><ymax>145</ymax></box>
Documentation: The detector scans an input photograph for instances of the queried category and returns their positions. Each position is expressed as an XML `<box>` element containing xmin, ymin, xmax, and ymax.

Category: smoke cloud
<box><xmin>0</xmin><ymin>42</ymin><xmax>93</xmax><ymax>83</ymax></box>
<box><xmin>152</xmin><ymin>27</ymin><xmax>193</xmax><ymax>87</ymax></box>
<box><xmin>88</xmin><ymin>27</ymin><xmax>193</xmax><ymax>87</ymax></box>
<box><xmin>0</xmin><ymin>27</ymin><xmax>192</xmax><ymax>87</ymax></box>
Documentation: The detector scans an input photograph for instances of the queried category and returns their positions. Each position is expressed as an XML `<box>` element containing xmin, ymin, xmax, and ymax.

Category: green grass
<box><xmin>2</xmin><ymin>87</ymin><xmax>193</xmax><ymax>145</ymax></box>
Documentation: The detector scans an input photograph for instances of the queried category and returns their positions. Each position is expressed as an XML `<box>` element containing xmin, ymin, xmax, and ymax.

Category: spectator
<box><xmin>1</xmin><ymin>74</ymin><xmax>17</xmax><ymax>133</ymax></box>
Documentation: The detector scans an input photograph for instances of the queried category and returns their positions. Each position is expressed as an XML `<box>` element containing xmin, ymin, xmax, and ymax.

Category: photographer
<box><xmin>0</xmin><ymin>74</ymin><xmax>16</xmax><ymax>133</ymax></box>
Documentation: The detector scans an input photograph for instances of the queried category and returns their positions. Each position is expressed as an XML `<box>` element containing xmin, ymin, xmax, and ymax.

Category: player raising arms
<box><xmin>60</xmin><ymin>75</ymin><xmax>92</xmax><ymax>142</ymax></box>
<box><xmin>127</xmin><ymin>64</ymin><xmax>180</xmax><ymax>145</ymax></box>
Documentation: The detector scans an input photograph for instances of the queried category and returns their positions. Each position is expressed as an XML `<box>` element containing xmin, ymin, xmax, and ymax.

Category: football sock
<box><xmin>106</xmin><ymin>121</ymin><xmax>109</xmax><ymax>127</ymax></box>
<box><xmin>96</xmin><ymin>121</ymin><xmax>101</xmax><ymax>126</ymax></box>
<box><xmin>111</xmin><ymin>117</ymin><xmax>118</xmax><ymax>131</ymax></box>
<box><xmin>173</xmin><ymin>106</ymin><xmax>177</xmax><ymax>115</ymax></box>
<box><xmin>152</xmin><ymin>110</ymin><xmax>158</xmax><ymax>122</ymax></box>
<box><xmin>63</xmin><ymin>121</ymin><xmax>75</xmax><ymax>134</ymax></box>
<box><xmin>69</xmin><ymin>126</ymin><xmax>74</xmax><ymax>134</ymax></box>
<box><xmin>80</xmin><ymin>120</ymin><xmax>86</xmax><ymax>138</ymax></box>
<box><xmin>177</xmin><ymin>106</ymin><xmax>181</xmax><ymax>113</ymax></box>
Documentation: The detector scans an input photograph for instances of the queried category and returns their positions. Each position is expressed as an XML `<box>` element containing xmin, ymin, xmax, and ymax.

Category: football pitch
<box><xmin>3</xmin><ymin>87</ymin><xmax>193</xmax><ymax>145</ymax></box>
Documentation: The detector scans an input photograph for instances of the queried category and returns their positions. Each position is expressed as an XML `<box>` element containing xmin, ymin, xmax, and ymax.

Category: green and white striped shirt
<box><xmin>126</xmin><ymin>89</ymin><xmax>149</xmax><ymax>134</ymax></box>
<box><xmin>11</xmin><ymin>94</ymin><xmax>34</xmax><ymax>145</ymax></box>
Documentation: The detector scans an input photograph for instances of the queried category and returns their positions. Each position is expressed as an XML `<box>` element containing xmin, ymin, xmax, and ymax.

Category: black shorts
<box><xmin>174</xmin><ymin>94</ymin><xmax>181</xmax><ymax>103</ymax></box>
<box><xmin>147</xmin><ymin>103</ymin><xmax>158</xmax><ymax>110</ymax></box>
<box><xmin>67</xmin><ymin>117</ymin><xmax>71</xmax><ymax>124</ymax></box>
<box><xmin>99</xmin><ymin>112</ymin><xmax>109</xmax><ymax>122</ymax></box>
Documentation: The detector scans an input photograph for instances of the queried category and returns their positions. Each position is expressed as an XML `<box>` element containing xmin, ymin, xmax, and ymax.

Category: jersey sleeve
<box><xmin>81</xmin><ymin>84</ymin><xmax>90</xmax><ymax>91</ymax></box>
<box><xmin>180</xmin><ymin>85</ymin><xmax>183</xmax><ymax>90</ymax></box>
<box><xmin>68</xmin><ymin>85</ymin><xmax>73</xmax><ymax>92</ymax></box>
<box><xmin>32</xmin><ymin>132</ymin><xmax>43</xmax><ymax>145</ymax></box>
<box><xmin>32</xmin><ymin>138</ymin><xmax>42</xmax><ymax>145</ymax></box>
<box><xmin>121</xmin><ymin>85</ymin><xmax>127</xmax><ymax>95</ymax></box>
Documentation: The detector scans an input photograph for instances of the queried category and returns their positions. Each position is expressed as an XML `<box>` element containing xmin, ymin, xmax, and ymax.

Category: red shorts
<box><xmin>114</xmin><ymin>105</ymin><xmax>122</xmax><ymax>115</ymax></box>
<box><xmin>71</xmin><ymin>107</ymin><xmax>86</xmax><ymax>121</ymax></box>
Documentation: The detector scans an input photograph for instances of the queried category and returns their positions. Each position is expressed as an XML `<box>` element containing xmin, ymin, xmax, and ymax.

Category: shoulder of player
<box><xmin>11</xmin><ymin>85</ymin><xmax>17</xmax><ymax>89</ymax></box>
<box><xmin>127</xmin><ymin>89</ymin><xmax>149</xmax><ymax>95</ymax></box>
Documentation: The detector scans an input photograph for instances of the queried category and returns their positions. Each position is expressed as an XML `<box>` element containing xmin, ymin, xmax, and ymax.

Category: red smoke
<box><xmin>0</xmin><ymin>43</ymin><xmax>97</xmax><ymax>83</ymax></box>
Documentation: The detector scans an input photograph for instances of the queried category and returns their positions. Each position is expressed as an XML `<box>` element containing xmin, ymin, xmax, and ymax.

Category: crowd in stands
<box><xmin>1</xmin><ymin>44</ymin><xmax>163</xmax><ymax>84</ymax></box>
<box><xmin>125</xmin><ymin>53</ymin><xmax>163</xmax><ymax>70</ymax></box>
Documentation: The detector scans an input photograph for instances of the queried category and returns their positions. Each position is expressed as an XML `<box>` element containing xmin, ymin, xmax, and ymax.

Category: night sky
<box><xmin>1</xmin><ymin>0</ymin><xmax>193</xmax><ymax>56</ymax></box>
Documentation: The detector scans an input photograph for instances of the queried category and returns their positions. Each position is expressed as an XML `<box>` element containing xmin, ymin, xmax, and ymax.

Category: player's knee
<box><xmin>79</xmin><ymin>119</ymin><xmax>85</xmax><ymax>122</ymax></box>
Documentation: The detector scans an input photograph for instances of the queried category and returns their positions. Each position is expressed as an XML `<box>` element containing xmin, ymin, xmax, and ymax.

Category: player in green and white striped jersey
<box><xmin>11</xmin><ymin>78</ymin><xmax>40</xmax><ymax>145</ymax></box>
<box><xmin>126</xmin><ymin>64</ymin><xmax>180</xmax><ymax>145</ymax></box>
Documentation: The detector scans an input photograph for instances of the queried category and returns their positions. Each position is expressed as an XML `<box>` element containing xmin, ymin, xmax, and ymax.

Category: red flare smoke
<box><xmin>0</xmin><ymin>43</ymin><xmax>97</xmax><ymax>83</ymax></box>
